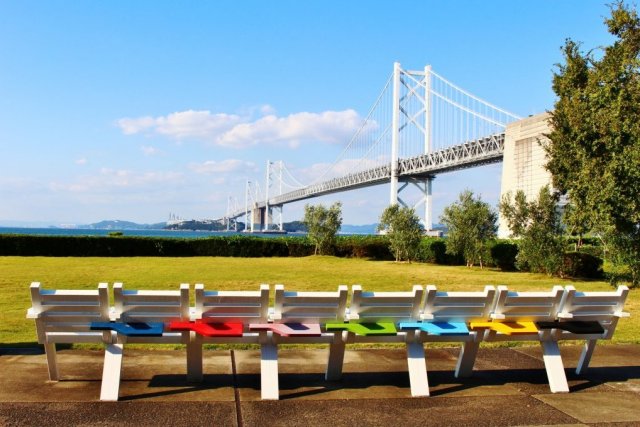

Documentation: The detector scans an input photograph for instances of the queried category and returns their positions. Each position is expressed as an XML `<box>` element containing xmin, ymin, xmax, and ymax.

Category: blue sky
<box><xmin>0</xmin><ymin>1</ymin><xmax>616</xmax><ymax>226</ymax></box>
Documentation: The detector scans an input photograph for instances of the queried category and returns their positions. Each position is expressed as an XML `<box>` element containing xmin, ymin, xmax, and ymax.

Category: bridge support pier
<box><xmin>397</xmin><ymin>176</ymin><xmax>434</xmax><ymax>231</ymax></box>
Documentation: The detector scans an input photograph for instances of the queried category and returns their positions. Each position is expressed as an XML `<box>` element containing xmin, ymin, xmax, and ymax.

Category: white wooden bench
<box><xmin>28</xmin><ymin>282</ymin><xmax>630</xmax><ymax>400</ymax></box>
<box><xmin>465</xmin><ymin>285</ymin><xmax>569</xmax><ymax>392</ymax></box>
<box><xmin>169</xmin><ymin>283</ymin><xmax>270</xmax><ymax>387</ymax></box>
<box><xmin>94</xmin><ymin>282</ymin><xmax>190</xmax><ymax>401</ymax></box>
<box><xmin>324</xmin><ymin>285</ymin><xmax>426</xmax><ymax>396</ymax></box>
<box><xmin>399</xmin><ymin>285</ymin><xmax>497</xmax><ymax>395</ymax></box>
<box><xmin>248</xmin><ymin>284</ymin><xmax>348</xmax><ymax>399</ymax></box>
<box><xmin>27</xmin><ymin>282</ymin><xmax>111</xmax><ymax>385</ymax></box>
<box><xmin>541</xmin><ymin>285</ymin><xmax>630</xmax><ymax>375</ymax></box>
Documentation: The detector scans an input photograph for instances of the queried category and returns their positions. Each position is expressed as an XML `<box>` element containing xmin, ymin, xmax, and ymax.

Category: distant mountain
<box><xmin>164</xmin><ymin>219</ymin><xmax>226</xmax><ymax>231</ymax></box>
<box><xmin>82</xmin><ymin>220</ymin><xmax>167</xmax><ymax>230</ymax></box>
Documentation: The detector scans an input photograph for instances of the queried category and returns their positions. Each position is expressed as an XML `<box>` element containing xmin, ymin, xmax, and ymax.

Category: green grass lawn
<box><xmin>1</xmin><ymin>256</ymin><xmax>636</xmax><ymax>346</ymax></box>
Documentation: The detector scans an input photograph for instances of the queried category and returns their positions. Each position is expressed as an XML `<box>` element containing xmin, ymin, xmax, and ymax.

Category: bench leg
<box><xmin>260</xmin><ymin>342</ymin><xmax>279</xmax><ymax>400</ymax></box>
<box><xmin>576</xmin><ymin>339</ymin><xmax>597</xmax><ymax>375</ymax></box>
<box><xmin>455</xmin><ymin>340</ymin><xmax>480</xmax><ymax>378</ymax></box>
<box><xmin>325</xmin><ymin>332</ymin><xmax>346</xmax><ymax>381</ymax></box>
<box><xmin>187</xmin><ymin>333</ymin><xmax>203</xmax><ymax>383</ymax></box>
<box><xmin>541</xmin><ymin>340</ymin><xmax>569</xmax><ymax>393</ymax></box>
<box><xmin>100</xmin><ymin>343</ymin><xmax>124</xmax><ymax>401</ymax></box>
<box><xmin>43</xmin><ymin>342</ymin><xmax>59</xmax><ymax>381</ymax></box>
<box><xmin>406</xmin><ymin>341</ymin><xmax>429</xmax><ymax>397</ymax></box>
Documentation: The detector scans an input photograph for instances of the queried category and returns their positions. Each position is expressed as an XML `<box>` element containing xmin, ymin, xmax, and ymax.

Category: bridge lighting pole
<box><xmin>424</xmin><ymin>64</ymin><xmax>433</xmax><ymax>231</ymax></box>
<box><xmin>390</xmin><ymin>61</ymin><xmax>401</xmax><ymax>205</ymax></box>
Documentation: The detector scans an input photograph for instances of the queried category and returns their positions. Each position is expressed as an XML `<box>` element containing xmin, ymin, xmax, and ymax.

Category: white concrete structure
<box><xmin>498</xmin><ymin>112</ymin><xmax>554</xmax><ymax>238</ymax></box>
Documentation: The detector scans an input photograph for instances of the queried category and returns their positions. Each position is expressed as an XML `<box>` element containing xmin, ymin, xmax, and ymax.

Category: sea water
<box><xmin>0</xmin><ymin>227</ymin><xmax>293</xmax><ymax>239</ymax></box>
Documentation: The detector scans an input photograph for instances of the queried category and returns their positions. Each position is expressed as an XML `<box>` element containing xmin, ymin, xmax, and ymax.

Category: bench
<box><xmin>95</xmin><ymin>282</ymin><xmax>190</xmax><ymax>401</ymax></box>
<box><xmin>324</xmin><ymin>285</ymin><xmax>426</xmax><ymax>396</ymax></box>
<box><xmin>249</xmin><ymin>284</ymin><xmax>348</xmax><ymax>399</ymax></box>
<box><xmin>28</xmin><ymin>282</ymin><xmax>630</xmax><ymax>400</ymax></box>
<box><xmin>399</xmin><ymin>285</ymin><xmax>497</xmax><ymax>395</ymax></box>
<box><xmin>27</xmin><ymin>282</ymin><xmax>111</xmax><ymax>383</ymax></box>
<box><xmin>465</xmin><ymin>285</ymin><xmax>570</xmax><ymax>392</ymax></box>
<box><xmin>174</xmin><ymin>283</ymin><xmax>270</xmax><ymax>386</ymax></box>
<box><xmin>545</xmin><ymin>285</ymin><xmax>630</xmax><ymax>375</ymax></box>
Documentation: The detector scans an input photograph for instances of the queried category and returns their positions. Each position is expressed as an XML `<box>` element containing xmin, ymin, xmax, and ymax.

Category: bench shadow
<box><xmin>119</xmin><ymin>374</ymin><xmax>235</xmax><ymax>401</ymax></box>
<box><xmin>0</xmin><ymin>343</ymin><xmax>70</xmax><ymax>356</ymax></box>
<box><xmin>127</xmin><ymin>365</ymin><xmax>640</xmax><ymax>400</ymax></box>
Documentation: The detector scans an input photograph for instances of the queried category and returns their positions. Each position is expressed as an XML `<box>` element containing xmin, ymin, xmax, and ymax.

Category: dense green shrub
<box><xmin>335</xmin><ymin>235</ymin><xmax>392</xmax><ymax>260</ymax></box>
<box><xmin>416</xmin><ymin>238</ymin><xmax>463</xmax><ymax>265</ymax></box>
<box><xmin>489</xmin><ymin>241</ymin><xmax>519</xmax><ymax>271</ymax></box>
<box><xmin>562</xmin><ymin>252</ymin><xmax>604</xmax><ymax>279</ymax></box>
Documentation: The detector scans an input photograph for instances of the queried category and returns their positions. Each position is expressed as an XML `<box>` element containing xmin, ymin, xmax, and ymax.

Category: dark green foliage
<box><xmin>416</xmin><ymin>238</ymin><xmax>462</xmax><ymax>265</ymax></box>
<box><xmin>0</xmin><ymin>234</ymin><xmax>315</xmax><ymax>257</ymax></box>
<box><xmin>500</xmin><ymin>186</ymin><xmax>565</xmax><ymax>276</ymax></box>
<box><xmin>440</xmin><ymin>190</ymin><xmax>498</xmax><ymax>268</ymax></box>
<box><xmin>378</xmin><ymin>205</ymin><xmax>424</xmax><ymax>262</ymax></box>
<box><xmin>303</xmin><ymin>202</ymin><xmax>343</xmax><ymax>255</ymax></box>
<box><xmin>334</xmin><ymin>235</ymin><xmax>393</xmax><ymax>260</ymax></box>
<box><xmin>547</xmin><ymin>2</ymin><xmax>640</xmax><ymax>287</ymax></box>
<box><xmin>563</xmin><ymin>252</ymin><xmax>604</xmax><ymax>279</ymax></box>
<box><xmin>489</xmin><ymin>241</ymin><xmax>519</xmax><ymax>271</ymax></box>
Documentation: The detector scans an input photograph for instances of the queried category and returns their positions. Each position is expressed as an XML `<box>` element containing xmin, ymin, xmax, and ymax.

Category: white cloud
<box><xmin>188</xmin><ymin>159</ymin><xmax>256</xmax><ymax>175</ymax></box>
<box><xmin>75</xmin><ymin>158</ymin><xmax>87</xmax><ymax>165</ymax></box>
<box><xmin>117</xmin><ymin>108</ymin><xmax>364</xmax><ymax>149</ymax></box>
<box><xmin>50</xmin><ymin>168</ymin><xmax>184</xmax><ymax>193</ymax></box>
<box><xmin>116</xmin><ymin>110</ymin><xmax>242</xmax><ymax>141</ymax></box>
<box><xmin>141</xmin><ymin>145</ymin><xmax>161</xmax><ymax>156</ymax></box>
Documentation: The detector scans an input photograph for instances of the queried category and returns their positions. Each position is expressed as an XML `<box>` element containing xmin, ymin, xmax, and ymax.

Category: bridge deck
<box><xmin>227</xmin><ymin>133</ymin><xmax>504</xmax><ymax>218</ymax></box>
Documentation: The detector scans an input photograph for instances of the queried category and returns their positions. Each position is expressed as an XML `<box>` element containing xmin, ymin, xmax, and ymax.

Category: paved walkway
<box><xmin>1</xmin><ymin>344</ymin><xmax>639</xmax><ymax>426</ymax></box>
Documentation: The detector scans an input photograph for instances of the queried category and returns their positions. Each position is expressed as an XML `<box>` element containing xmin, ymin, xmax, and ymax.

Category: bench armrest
<box><xmin>615</xmin><ymin>311</ymin><xmax>631</xmax><ymax>318</ymax></box>
<box><xmin>26</xmin><ymin>308</ymin><xmax>39</xmax><ymax>319</ymax></box>
<box><xmin>557</xmin><ymin>312</ymin><xmax>574</xmax><ymax>319</ymax></box>
<box><xmin>490</xmin><ymin>313</ymin><xmax>505</xmax><ymax>320</ymax></box>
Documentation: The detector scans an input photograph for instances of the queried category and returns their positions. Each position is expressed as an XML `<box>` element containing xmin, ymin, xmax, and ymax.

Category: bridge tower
<box><xmin>390</xmin><ymin>62</ymin><xmax>435</xmax><ymax>231</ymax></box>
<box><xmin>263</xmin><ymin>160</ymin><xmax>284</xmax><ymax>232</ymax></box>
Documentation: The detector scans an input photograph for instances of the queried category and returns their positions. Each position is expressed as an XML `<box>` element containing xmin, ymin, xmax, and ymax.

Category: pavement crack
<box><xmin>230</xmin><ymin>349</ymin><xmax>243</xmax><ymax>427</ymax></box>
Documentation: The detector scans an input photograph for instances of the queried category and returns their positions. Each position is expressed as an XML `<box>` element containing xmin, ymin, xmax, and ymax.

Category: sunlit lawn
<box><xmin>1</xmin><ymin>256</ymin><xmax>636</xmax><ymax>346</ymax></box>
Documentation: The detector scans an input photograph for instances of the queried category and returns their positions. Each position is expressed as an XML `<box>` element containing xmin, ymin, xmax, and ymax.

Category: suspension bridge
<box><xmin>223</xmin><ymin>62</ymin><xmax>521</xmax><ymax>232</ymax></box>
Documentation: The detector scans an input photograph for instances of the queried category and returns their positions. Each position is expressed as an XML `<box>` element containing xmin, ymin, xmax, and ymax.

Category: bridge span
<box><xmin>227</xmin><ymin>133</ymin><xmax>504</xmax><ymax>221</ymax></box>
<box><xmin>222</xmin><ymin>62</ymin><xmax>520</xmax><ymax>232</ymax></box>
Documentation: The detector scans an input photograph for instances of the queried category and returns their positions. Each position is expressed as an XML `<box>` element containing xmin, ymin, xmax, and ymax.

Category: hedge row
<box><xmin>0</xmin><ymin>234</ymin><xmax>603</xmax><ymax>279</ymax></box>
<box><xmin>0</xmin><ymin>234</ymin><xmax>315</xmax><ymax>257</ymax></box>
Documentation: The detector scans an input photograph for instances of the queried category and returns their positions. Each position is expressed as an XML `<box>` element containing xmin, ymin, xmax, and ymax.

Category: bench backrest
<box><xmin>491</xmin><ymin>285</ymin><xmax>564</xmax><ymax>322</ymax></box>
<box><xmin>558</xmin><ymin>285</ymin><xmax>630</xmax><ymax>338</ymax></box>
<box><xmin>113</xmin><ymin>282</ymin><xmax>190</xmax><ymax>323</ymax></box>
<box><xmin>422</xmin><ymin>285</ymin><xmax>496</xmax><ymax>322</ymax></box>
<box><xmin>272</xmin><ymin>284</ymin><xmax>348</xmax><ymax>323</ymax></box>
<box><xmin>348</xmin><ymin>285</ymin><xmax>423</xmax><ymax>323</ymax></box>
<box><xmin>195</xmin><ymin>283</ymin><xmax>270</xmax><ymax>323</ymax></box>
<box><xmin>28</xmin><ymin>282</ymin><xmax>110</xmax><ymax>343</ymax></box>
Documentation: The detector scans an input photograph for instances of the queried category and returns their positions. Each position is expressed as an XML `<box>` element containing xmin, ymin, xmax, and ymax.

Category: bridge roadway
<box><xmin>227</xmin><ymin>132</ymin><xmax>505</xmax><ymax>219</ymax></box>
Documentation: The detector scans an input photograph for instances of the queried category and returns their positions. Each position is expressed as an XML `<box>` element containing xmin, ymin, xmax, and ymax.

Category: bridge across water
<box><xmin>223</xmin><ymin>63</ymin><xmax>520</xmax><ymax>232</ymax></box>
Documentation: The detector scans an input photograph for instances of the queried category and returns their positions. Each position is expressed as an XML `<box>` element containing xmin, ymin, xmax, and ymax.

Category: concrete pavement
<box><xmin>1</xmin><ymin>344</ymin><xmax>639</xmax><ymax>426</ymax></box>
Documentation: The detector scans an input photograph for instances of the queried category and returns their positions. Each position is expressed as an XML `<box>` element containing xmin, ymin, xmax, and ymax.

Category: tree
<box><xmin>500</xmin><ymin>186</ymin><xmax>565</xmax><ymax>276</ymax></box>
<box><xmin>303</xmin><ymin>202</ymin><xmax>342</xmax><ymax>255</ymax></box>
<box><xmin>440</xmin><ymin>190</ymin><xmax>497</xmax><ymax>268</ymax></box>
<box><xmin>378</xmin><ymin>205</ymin><xmax>424</xmax><ymax>262</ymax></box>
<box><xmin>546</xmin><ymin>2</ymin><xmax>640</xmax><ymax>286</ymax></box>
